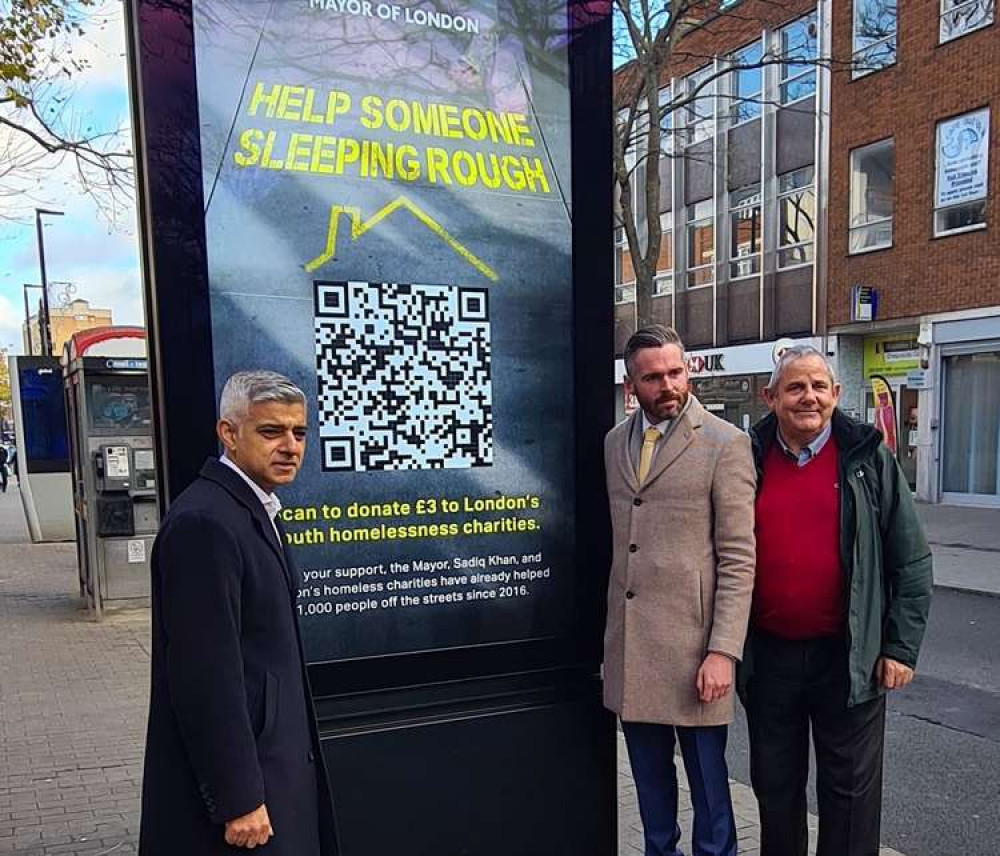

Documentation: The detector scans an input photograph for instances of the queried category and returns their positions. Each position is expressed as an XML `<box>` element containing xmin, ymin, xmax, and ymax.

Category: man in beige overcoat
<box><xmin>603</xmin><ymin>325</ymin><xmax>756</xmax><ymax>856</ymax></box>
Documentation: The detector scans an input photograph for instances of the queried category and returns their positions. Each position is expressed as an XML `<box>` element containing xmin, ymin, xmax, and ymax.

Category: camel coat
<box><xmin>602</xmin><ymin>397</ymin><xmax>756</xmax><ymax>726</ymax></box>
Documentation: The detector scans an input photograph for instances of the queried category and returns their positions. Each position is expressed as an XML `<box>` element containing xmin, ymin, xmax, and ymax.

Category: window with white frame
<box><xmin>655</xmin><ymin>213</ymin><xmax>674</xmax><ymax>295</ymax></box>
<box><xmin>852</xmin><ymin>0</ymin><xmax>897</xmax><ymax>77</ymax></box>
<box><xmin>730</xmin><ymin>40</ymin><xmax>763</xmax><ymax>125</ymax></box>
<box><xmin>849</xmin><ymin>139</ymin><xmax>895</xmax><ymax>253</ymax></box>
<box><xmin>778</xmin><ymin>166</ymin><xmax>816</xmax><ymax>268</ymax></box>
<box><xmin>686</xmin><ymin>199</ymin><xmax>715</xmax><ymax>288</ymax></box>
<box><xmin>729</xmin><ymin>185</ymin><xmax>761</xmax><ymax>278</ymax></box>
<box><xmin>940</xmin><ymin>0</ymin><xmax>994</xmax><ymax>43</ymax></box>
<box><xmin>685</xmin><ymin>66</ymin><xmax>715</xmax><ymax>147</ymax></box>
<box><xmin>780</xmin><ymin>13</ymin><xmax>818</xmax><ymax>103</ymax></box>
<box><xmin>615</xmin><ymin>226</ymin><xmax>636</xmax><ymax>304</ymax></box>
<box><xmin>935</xmin><ymin>108</ymin><xmax>990</xmax><ymax>236</ymax></box>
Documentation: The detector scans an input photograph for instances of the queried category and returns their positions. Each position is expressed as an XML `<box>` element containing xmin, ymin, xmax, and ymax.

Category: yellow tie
<box><xmin>638</xmin><ymin>427</ymin><xmax>661</xmax><ymax>484</ymax></box>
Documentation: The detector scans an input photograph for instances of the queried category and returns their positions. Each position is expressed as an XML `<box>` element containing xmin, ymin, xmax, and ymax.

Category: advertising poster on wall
<box><xmin>936</xmin><ymin>108</ymin><xmax>990</xmax><ymax>208</ymax></box>
<box><xmin>871</xmin><ymin>374</ymin><xmax>898</xmax><ymax>456</ymax></box>
<box><xmin>190</xmin><ymin>0</ymin><xmax>576</xmax><ymax>663</ymax></box>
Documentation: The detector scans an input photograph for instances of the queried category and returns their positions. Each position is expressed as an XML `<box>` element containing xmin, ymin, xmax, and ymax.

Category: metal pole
<box><xmin>34</xmin><ymin>209</ymin><xmax>63</xmax><ymax>358</ymax></box>
<box><xmin>22</xmin><ymin>285</ymin><xmax>33</xmax><ymax>356</ymax></box>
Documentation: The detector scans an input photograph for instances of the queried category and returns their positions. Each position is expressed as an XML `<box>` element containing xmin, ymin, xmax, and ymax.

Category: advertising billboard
<box><xmin>189</xmin><ymin>0</ymin><xmax>578</xmax><ymax>663</ymax></box>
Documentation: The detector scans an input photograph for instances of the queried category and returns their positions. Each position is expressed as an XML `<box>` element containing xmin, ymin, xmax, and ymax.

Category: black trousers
<box><xmin>745</xmin><ymin>632</ymin><xmax>886</xmax><ymax>856</ymax></box>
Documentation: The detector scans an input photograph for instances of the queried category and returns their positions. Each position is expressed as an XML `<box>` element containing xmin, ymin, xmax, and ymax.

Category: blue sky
<box><xmin>0</xmin><ymin>4</ymin><xmax>142</xmax><ymax>354</ymax></box>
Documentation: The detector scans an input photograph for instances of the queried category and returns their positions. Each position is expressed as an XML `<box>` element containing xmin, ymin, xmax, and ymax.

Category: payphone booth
<box><xmin>63</xmin><ymin>328</ymin><xmax>158</xmax><ymax>618</ymax></box>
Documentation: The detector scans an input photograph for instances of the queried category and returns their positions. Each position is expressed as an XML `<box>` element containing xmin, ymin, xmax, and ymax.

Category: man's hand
<box><xmin>877</xmin><ymin>657</ymin><xmax>914</xmax><ymax>690</ymax></box>
<box><xmin>696</xmin><ymin>652</ymin><xmax>734</xmax><ymax>704</ymax></box>
<box><xmin>224</xmin><ymin>804</ymin><xmax>273</xmax><ymax>849</ymax></box>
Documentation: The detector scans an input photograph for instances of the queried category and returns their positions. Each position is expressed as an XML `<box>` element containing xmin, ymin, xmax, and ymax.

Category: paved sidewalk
<box><xmin>916</xmin><ymin>503</ymin><xmax>1000</xmax><ymax>595</ymax></box>
<box><xmin>0</xmin><ymin>486</ymin><xmax>907</xmax><ymax>855</ymax></box>
<box><xmin>0</xmin><ymin>488</ymin><xmax>148</xmax><ymax>856</ymax></box>
<box><xmin>617</xmin><ymin>730</ymin><xmax>906</xmax><ymax>856</ymax></box>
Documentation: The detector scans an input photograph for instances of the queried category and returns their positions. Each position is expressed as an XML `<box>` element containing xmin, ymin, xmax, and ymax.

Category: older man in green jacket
<box><xmin>742</xmin><ymin>344</ymin><xmax>932</xmax><ymax>856</ymax></box>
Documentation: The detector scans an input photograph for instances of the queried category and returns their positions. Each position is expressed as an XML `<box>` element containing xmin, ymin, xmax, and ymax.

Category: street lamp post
<box><xmin>35</xmin><ymin>208</ymin><xmax>64</xmax><ymax>357</ymax></box>
<box><xmin>22</xmin><ymin>284</ymin><xmax>44</xmax><ymax>357</ymax></box>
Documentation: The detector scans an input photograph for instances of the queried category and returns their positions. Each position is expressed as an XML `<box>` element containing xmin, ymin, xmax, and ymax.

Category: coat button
<box><xmin>629</xmin><ymin>544</ymin><xmax>638</xmax><ymax>553</ymax></box>
<box><xmin>625</xmin><ymin>591</ymin><xmax>635</xmax><ymax>599</ymax></box>
<box><xmin>633</xmin><ymin>498</ymin><xmax>642</xmax><ymax>506</ymax></box>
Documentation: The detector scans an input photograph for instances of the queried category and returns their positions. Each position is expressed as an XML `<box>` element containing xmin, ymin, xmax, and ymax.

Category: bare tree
<box><xmin>613</xmin><ymin>0</ymin><xmax>854</xmax><ymax>327</ymax></box>
<box><xmin>0</xmin><ymin>0</ymin><xmax>133</xmax><ymax>224</ymax></box>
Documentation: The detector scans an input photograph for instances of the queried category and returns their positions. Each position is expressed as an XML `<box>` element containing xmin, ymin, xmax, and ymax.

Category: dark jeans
<box><xmin>745</xmin><ymin>632</ymin><xmax>886</xmax><ymax>856</ymax></box>
<box><xmin>621</xmin><ymin>721</ymin><xmax>737</xmax><ymax>856</ymax></box>
<box><xmin>0</xmin><ymin>464</ymin><xmax>7</xmax><ymax>492</ymax></box>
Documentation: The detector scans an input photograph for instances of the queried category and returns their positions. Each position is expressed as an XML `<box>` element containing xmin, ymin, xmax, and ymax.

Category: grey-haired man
<box><xmin>140</xmin><ymin>371</ymin><xmax>337</xmax><ymax>856</ymax></box>
<box><xmin>742</xmin><ymin>346</ymin><xmax>932</xmax><ymax>856</ymax></box>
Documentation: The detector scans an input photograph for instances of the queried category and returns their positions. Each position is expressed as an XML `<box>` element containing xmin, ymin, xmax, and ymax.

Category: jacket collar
<box><xmin>750</xmin><ymin>408</ymin><xmax>881</xmax><ymax>468</ymax></box>
<box><xmin>199</xmin><ymin>457</ymin><xmax>291</xmax><ymax>584</ymax></box>
<box><xmin>619</xmin><ymin>395</ymin><xmax>706</xmax><ymax>491</ymax></box>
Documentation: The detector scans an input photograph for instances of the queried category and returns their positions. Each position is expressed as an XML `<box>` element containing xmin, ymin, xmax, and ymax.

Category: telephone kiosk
<box><xmin>63</xmin><ymin>328</ymin><xmax>159</xmax><ymax>618</ymax></box>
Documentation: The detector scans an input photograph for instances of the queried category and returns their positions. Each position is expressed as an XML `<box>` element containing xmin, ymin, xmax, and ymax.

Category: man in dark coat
<box><xmin>139</xmin><ymin>370</ymin><xmax>337</xmax><ymax>854</ymax></box>
<box><xmin>741</xmin><ymin>345</ymin><xmax>932</xmax><ymax>856</ymax></box>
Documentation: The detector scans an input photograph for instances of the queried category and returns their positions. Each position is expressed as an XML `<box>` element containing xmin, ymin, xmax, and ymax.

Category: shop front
<box><xmin>861</xmin><ymin>332</ymin><xmax>922</xmax><ymax>489</ymax></box>
<box><xmin>932</xmin><ymin>313</ymin><xmax>1000</xmax><ymax>507</ymax></box>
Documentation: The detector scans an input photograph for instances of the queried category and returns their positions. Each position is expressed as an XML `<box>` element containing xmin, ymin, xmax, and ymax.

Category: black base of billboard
<box><xmin>318</xmin><ymin>672</ymin><xmax>614</xmax><ymax>855</ymax></box>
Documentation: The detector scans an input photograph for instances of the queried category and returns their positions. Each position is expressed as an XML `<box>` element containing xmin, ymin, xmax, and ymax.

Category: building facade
<box><xmin>828</xmin><ymin>0</ymin><xmax>998</xmax><ymax>506</ymax></box>
<box><xmin>23</xmin><ymin>299</ymin><xmax>114</xmax><ymax>357</ymax></box>
<box><xmin>614</xmin><ymin>0</ymin><xmax>999</xmax><ymax>506</ymax></box>
<box><xmin>614</xmin><ymin>0</ymin><xmax>829</xmax><ymax>425</ymax></box>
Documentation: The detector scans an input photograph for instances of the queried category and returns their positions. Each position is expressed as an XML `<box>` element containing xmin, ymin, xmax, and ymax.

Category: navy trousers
<box><xmin>621</xmin><ymin>721</ymin><xmax>737</xmax><ymax>856</ymax></box>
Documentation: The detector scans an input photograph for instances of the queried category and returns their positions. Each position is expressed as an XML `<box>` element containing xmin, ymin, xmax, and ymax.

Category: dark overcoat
<box><xmin>139</xmin><ymin>458</ymin><xmax>338</xmax><ymax>855</ymax></box>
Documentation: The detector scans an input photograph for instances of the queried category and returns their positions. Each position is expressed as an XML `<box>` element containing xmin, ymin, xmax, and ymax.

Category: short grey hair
<box><xmin>624</xmin><ymin>325</ymin><xmax>685</xmax><ymax>376</ymax></box>
<box><xmin>767</xmin><ymin>345</ymin><xmax>837</xmax><ymax>390</ymax></box>
<box><xmin>219</xmin><ymin>370</ymin><xmax>306</xmax><ymax>424</ymax></box>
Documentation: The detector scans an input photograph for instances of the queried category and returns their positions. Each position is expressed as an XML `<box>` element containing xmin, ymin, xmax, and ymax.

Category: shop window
<box><xmin>942</xmin><ymin>351</ymin><xmax>1000</xmax><ymax>498</ymax></box>
<box><xmin>686</xmin><ymin>200</ymin><xmax>715</xmax><ymax>288</ymax></box>
<box><xmin>729</xmin><ymin>185</ymin><xmax>761</xmax><ymax>279</ymax></box>
<box><xmin>655</xmin><ymin>214</ymin><xmax>674</xmax><ymax>295</ymax></box>
<box><xmin>685</xmin><ymin>65</ymin><xmax>715</xmax><ymax>147</ymax></box>
<box><xmin>940</xmin><ymin>0</ymin><xmax>994</xmax><ymax>43</ymax></box>
<box><xmin>729</xmin><ymin>40</ymin><xmax>763</xmax><ymax>125</ymax></box>
<box><xmin>778</xmin><ymin>166</ymin><xmax>816</xmax><ymax>268</ymax></box>
<box><xmin>849</xmin><ymin>139</ymin><xmax>894</xmax><ymax>254</ymax></box>
<box><xmin>935</xmin><ymin>108</ymin><xmax>990</xmax><ymax>236</ymax></box>
<box><xmin>853</xmin><ymin>0</ymin><xmax>897</xmax><ymax>78</ymax></box>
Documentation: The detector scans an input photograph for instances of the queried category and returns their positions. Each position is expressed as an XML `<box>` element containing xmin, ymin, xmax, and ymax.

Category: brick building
<box><xmin>613</xmin><ymin>0</ymin><xmax>998</xmax><ymax>506</ymax></box>
<box><xmin>827</xmin><ymin>0</ymin><xmax>998</xmax><ymax>506</ymax></box>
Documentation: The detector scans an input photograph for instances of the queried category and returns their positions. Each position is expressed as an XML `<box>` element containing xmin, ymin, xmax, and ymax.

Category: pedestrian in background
<box><xmin>0</xmin><ymin>443</ymin><xmax>9</xmax><ymax>493</ymax></box>
<box><xmin>139</xmin><ymin>371</ymin><xmax>338</xmax><ymax>855</ymax></box>
<box><xmin>603</xmin><ymin>325</ymin><xmax>756</xmax><ymax>856</ymax></box>
<box><xmin>743</xmin><ymin>345</ymin><xmax>933</xmax><ymax>856</ymax></box>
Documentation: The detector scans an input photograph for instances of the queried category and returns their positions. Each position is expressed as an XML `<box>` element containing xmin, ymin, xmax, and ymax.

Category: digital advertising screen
<box><xmin>190</xmin><ymin>0</ymin><xmax>578</xmax><ymax>663</ymax></box>
<box><xmin>18</xmin><ymin>364</ymin><xmax>70</xmax><ymax>473</ymax></box>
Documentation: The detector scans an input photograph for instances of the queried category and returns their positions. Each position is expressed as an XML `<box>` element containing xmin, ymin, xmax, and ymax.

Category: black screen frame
<box><xmin>126</xmin><ymin>0</ymin><xmax>612</xmax><ymax>697</ymax></box>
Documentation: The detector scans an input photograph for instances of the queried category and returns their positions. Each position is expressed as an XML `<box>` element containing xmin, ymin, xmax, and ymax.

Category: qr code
<box><xmin>314</xmin><ymin>280</ymin><xmax>493</xmax><ymax>471</ymax></box>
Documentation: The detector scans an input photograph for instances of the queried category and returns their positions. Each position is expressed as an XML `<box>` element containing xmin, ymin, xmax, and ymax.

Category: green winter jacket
<box><xmin>743</xmin><ymin>408</ymin><xmax>933</xmax><ymax>708</ymax></box>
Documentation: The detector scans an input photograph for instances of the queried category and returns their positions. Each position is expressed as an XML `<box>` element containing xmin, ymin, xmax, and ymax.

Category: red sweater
<box><xmin>753</xmin><ymin>437</ymin><xmax>845</xmax><ymax>639</ymax></box>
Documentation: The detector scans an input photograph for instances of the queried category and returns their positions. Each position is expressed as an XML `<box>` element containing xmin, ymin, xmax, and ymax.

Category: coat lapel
<box><xmin>200</xmin><ymin>459</ymin><xmax>295</xmax><ymax>593</ymax></box>
<box><xmin>640</xmin><ymin>397</ymin><xmax>706</xmax><ymax>489</ymax></box>
<box><xmin>616</xmin><ymin>412</ymin><xmax>642</xmax><ymax>492</ymax></box>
